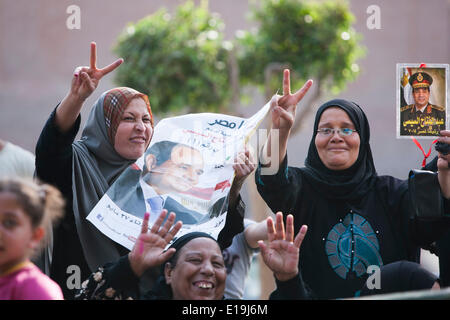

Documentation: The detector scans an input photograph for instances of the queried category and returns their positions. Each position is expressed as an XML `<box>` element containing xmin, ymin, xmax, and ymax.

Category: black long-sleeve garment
<box><xmin>255</xmin><ymin>156</ymin><xmax>450</xmax><ymax>299</ymax></box>
<box><xmin>423</xmin><ymin>156</ymin><xmax>450</xmax><ymax>287</ymax></box>
<box><xmin>74</xmin><ymin>255</ymin><xmax>311</xmax><ymax>300</ymax></box>
<box><xmin>35</xmin><ymin>107</ymin><xmax>245</xmax><ymax>299</ymax></box>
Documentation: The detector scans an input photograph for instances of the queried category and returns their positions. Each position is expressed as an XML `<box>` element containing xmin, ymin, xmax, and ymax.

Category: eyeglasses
<box><xmin>316</xmin><ymin>128</ymin><xmax>357</xmax><ymax>137</ymax></box>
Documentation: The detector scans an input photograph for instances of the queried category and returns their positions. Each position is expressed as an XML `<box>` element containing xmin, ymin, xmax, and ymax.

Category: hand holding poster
<box><xmin>87</xmin><ymin>101</ymin><xmax>270</xmax><ymax>250</ymax></box>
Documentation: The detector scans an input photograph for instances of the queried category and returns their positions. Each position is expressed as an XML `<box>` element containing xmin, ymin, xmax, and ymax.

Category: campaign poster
<box><xmin>87</xmin><ymin>101</ymin><xmax>270</xmax><ymax>250</ymax></box>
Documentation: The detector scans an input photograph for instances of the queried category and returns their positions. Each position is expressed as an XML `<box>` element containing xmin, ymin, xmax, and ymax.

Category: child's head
<box><xmin>0</xmin><ymin>178</ymin><xmax>64</xmax><ymax>273</ymax></box>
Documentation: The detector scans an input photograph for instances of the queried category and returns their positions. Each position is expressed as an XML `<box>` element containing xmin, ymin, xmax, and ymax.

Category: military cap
<box><xmin>409</xmin><ymin>71</ymin><xmax>433</xmax><ymax>89</ymax></box>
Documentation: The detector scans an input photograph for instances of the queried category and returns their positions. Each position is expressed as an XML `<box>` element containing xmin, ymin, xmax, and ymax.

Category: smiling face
<box><xmin>147</xmin><ymin>144</ymin><xmax>204</xmax><ymax>194</ymax></box>
<box><xmin>412</xmin><ymin>87</ymin><xmax>430</xmax><ymax>109</ymax></box>
<box><xmin>165</xmin><ymin>237</ymin><xmax>226</xmax><ymax>300</ymax></box>
<box><xmin>315</xmin><ymin>107</ymin><xmax>361</xmax><ymax>171</ymax></box>
<box><xmin>0</xmin><ymin>192</ymin><xmax>42</xmax><ymax>274</ymax></box>
<box><xmin>113</xmin><ymin>98</ymin><xmax>153</xmax><ymax>160</ymax></box>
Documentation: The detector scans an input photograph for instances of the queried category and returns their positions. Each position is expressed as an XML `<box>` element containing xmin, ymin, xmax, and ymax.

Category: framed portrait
<box><xmin>396</xmin><ymin>63</ymin><xmax>449</xmax><ymax>138</ymax></box>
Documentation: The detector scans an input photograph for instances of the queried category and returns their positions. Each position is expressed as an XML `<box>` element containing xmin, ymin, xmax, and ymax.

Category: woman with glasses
<box><xmin>255</xmin><ymin>69</ymin><xmax>450</xmax><ymax>299</ymax></box>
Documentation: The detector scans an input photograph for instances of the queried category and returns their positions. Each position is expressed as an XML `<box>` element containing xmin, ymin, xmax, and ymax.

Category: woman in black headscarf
<box><xmin>75</xmin><ymin>210</ymin><xmax>310</xmax><ymax>300</ymax></box>
<box><xmin>255</xmin><ymin>69</ymin><xmax>450</xmax><ymax>299</ymax></box>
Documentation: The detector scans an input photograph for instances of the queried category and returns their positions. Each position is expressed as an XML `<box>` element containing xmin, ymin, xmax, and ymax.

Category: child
<box><xmin>0</xmin><ymin>178</ymin><xmax>64</xmax><ymax>300</ymax></box>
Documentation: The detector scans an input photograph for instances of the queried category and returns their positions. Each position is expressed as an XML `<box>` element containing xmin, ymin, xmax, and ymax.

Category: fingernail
<box><xmin>144</xmin><ymin>212</ymin><xmax>150</xmax><ymax>219</ymax></box>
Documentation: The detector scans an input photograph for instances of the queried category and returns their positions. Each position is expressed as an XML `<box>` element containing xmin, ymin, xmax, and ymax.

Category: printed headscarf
<box><xmin>72</xmin><ymin>87</ymin><xmax>153</xmax><ymax>272</ymax></box>
<box><xmin>103</xmin><ymin>87</ymin><xmax>153</xmax><ymax>146</ymax></box>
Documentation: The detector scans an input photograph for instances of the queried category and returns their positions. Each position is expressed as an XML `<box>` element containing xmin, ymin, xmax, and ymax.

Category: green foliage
<box><xmin>236</xmin><ymin>0</ymin><xmax>365</xmax><ymax>95</ymax></box>
<box><xmin>113</xmin><ymin>1</ymin><xmax>233</xmax><ymax>114</ymax></box>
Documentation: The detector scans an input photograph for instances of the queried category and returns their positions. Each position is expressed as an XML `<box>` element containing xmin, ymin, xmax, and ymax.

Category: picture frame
<box><xmin>396</xmin><ymin>63</ymin><xmax>449</xmax><ymax>138</ymax></box>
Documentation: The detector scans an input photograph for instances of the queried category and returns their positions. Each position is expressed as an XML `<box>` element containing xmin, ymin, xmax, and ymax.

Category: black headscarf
<box><xmin>144</xmin><ymin>232</ymin><xmax>219</xmax><ymax>300</ymax></box>
<box><xmin>300</xmin><ymin>99</ymin><xmax>377</xmax><ymax>200</ymax></box>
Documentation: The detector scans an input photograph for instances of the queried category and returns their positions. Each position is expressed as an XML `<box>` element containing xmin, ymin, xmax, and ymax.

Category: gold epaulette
<box><xmin>430</xmin><ymin>104</ymin><xmax>445</xmax><ymax>112</ymax></box>
<box><xmin>400</xmin><ymin>104</ymin><xmax>413</xmax><ymax>112</ymax></box>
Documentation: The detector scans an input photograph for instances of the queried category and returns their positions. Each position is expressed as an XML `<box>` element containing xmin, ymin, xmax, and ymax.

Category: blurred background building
<box><xmin>1</xmin><ymin>0</ymin><xmax>448</xmax><ymax>299</ymax></box>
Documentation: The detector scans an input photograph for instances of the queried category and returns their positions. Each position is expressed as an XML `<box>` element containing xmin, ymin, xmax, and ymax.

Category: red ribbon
<box><xmin>410</xmin><ymin>63</ymin><xmax>435</xmax><ymax>168</ymax></box>
<box><xmin>411</xmin><ymin>137</ymin><xmax>438</xmax><ymax>168</ymax></box>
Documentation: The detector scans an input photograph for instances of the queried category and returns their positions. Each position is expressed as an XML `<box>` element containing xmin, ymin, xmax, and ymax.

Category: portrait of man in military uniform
<box><xmin>400</xmin><ymin>70</ymin><xmax>446</xmax><ymax>136</ymax></box>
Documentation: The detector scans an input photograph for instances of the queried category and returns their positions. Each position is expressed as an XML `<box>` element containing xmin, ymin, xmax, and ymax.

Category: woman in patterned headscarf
<box><xmin>35</xmin><ymin>42</ymin><xmax>250</xmax><ymax>299</ymax></box>
<box><xmin>34</xmin><ymin>42</ymin><xmax>152</xmax><ymax>299</ymax></box>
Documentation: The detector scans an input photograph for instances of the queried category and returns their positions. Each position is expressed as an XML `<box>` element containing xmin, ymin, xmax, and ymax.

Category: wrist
<box><xmin>438</xmin><ymin>171</ymin><xmax>450</xmax><ymax>199</ymax></box>
<box><xmin>230</xmin><ymin>179</ymin><xmax>244</xmax><ymax>192</ymax></box>
<box><xmin>229</xmin><ymin>177</ymin><xmax>244</xmax><ymax>198</ymax></box>
<box><xmin>278</xmin><ymin>128</ymin><xmax>291</xmax><ymax>142</ymax></box>
<box><xmin>272</xmin><ymin>123</ymin><xmax>292</xmax><ymax>134</ymax></box>
<box><xmin>65</xmin><ymin>91</ymin><xmax>86</xmax><ymax>105</ymax></box>
<box><xmin>128</xmin><ymin>252</ymin><xmax>144</xmax><ymax>278</ymax></box>
<box><xmin>274</xmin><ymin>271</ymin><xmax>298</xmax><ymax>282</ymax></box>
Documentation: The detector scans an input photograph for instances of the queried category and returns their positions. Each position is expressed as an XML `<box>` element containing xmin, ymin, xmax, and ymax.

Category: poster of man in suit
<box><xmin>87</xmin><ymin>101</ymin><xmax>270</xmax><ymax>250</ymax></box>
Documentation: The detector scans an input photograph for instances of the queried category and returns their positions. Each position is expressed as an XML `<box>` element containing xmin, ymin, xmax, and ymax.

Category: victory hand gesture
<box><xmin>70</xmin><ymin>42</ymin><xmax>123</xmax><ymax>102</ymax></box>
<box><xmin>271</xmin><ymin>69</ymin><xmax>313</xmax><ymax>131</ymax></box>
<box><xmin>129</xmin><ymin>210</ymin><xmax>182</xmax><ymax>277</ymax></box>
<box><xmin>259</xmin><ymin>212</ymin><xmax>308</xmax><ymax>282</ymax></box>
<box><xmin>56</xmin><ymin>42</ymin><xmax>124</xmax><ymax>132</ymax></box>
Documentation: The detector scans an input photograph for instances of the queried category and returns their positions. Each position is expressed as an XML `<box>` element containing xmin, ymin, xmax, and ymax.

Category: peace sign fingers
<box><xmin>291</xmin><ymin>79</ymin><xmax>314</xmax><ymax>105</ymax></box>
<box><xmin>90</xmin><ymin>42</ymin><xmax>97</xmax><ymax>70</ymax></box>
<box><xmin>278</xmin><ymin>74</ymin><xmax>313</xmax><ymax>108</ymax></box>
<box><xmin>99</xmin><ymin>58</ymin><xmax>124</xmax><ymax>77</ymax></box>
<box><xmin>283</xmin><ymin>69</ymin><xmax>291</xmax><ymax>96</ymax></box>
<box><xmin>89</xmin><ymin>41</ymin><xmax>124</xmax><ymax>78</ymax></box>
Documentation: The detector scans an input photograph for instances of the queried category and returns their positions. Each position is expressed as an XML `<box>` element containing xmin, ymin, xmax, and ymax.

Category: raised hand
<box><xmin>261</xmin><ymin>70</ymin><xmax>313</xmax><ymax>168</ymax></box>
<box><xmin>228</xmin><ymin>148</ymin><xmax>256</xmax><ymax>209</ymax></box>
<box><xmin>232</xmin><ymin>148</ymin><xmax>256</xmax><ymax>187</ymax></box>
<box><xmin>129</xmin><ymin>210</ymin><xmax>182</xmax><ymax>277</ymax></box>
<box><xmin>56</xmin><ymin>42</ymin><xmax>124</xmax><ymax>132</ymax></box>
<box><xmin>55</xmin><ymin>42</ymin><xmax>123</xmax><ymax>132</ymax></box>
<box><xmin>259</xmin><ymin>212</ymin><xmax>308</xmax><ymax>282</ymax></box>
<box><xmin>70</xmin><ymin>42</ymin><xmax>124</xmax><ymax>102</ymax></box>
<box><xmin>271</xmin><ymin>69</ymin><xmax>313</xmax><ymax>131</ymax></box>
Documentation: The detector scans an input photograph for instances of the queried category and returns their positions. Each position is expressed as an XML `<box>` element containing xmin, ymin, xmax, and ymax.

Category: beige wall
<box><xmin>1</xmin><ymin>0</ymin><xmax>447</xmax><ymax>170</ymax></box>
<box><xmin>0</xmin><ymin>0</ymin><xmax>253</xmax><ymax>151</ymax></box>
